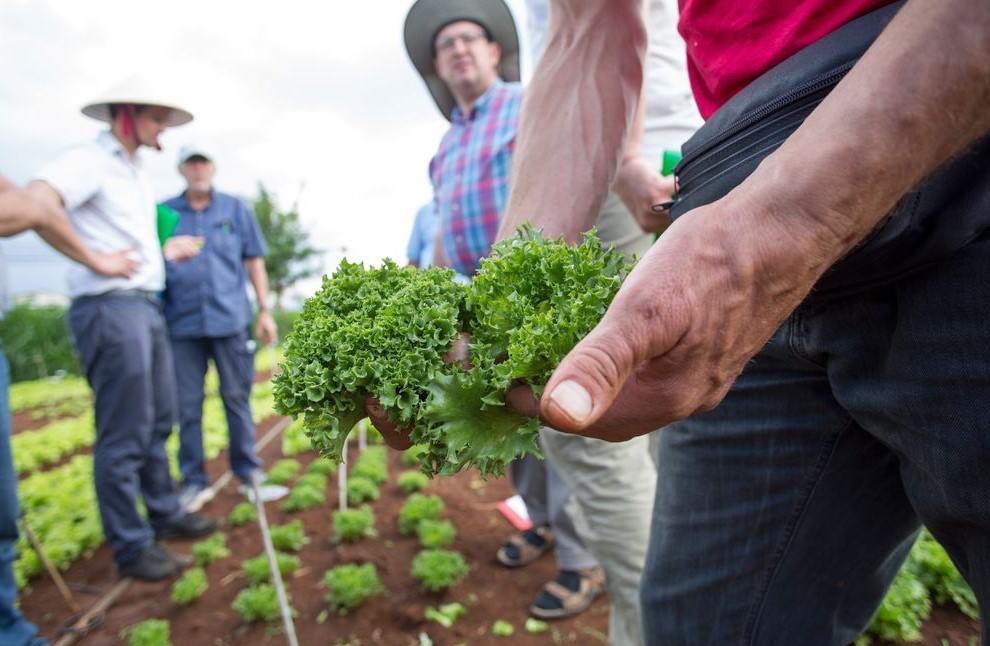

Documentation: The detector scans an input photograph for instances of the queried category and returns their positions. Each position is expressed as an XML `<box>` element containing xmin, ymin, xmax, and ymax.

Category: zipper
<box><xmin>677</xmin><ymin>63</ymin><xmax>855</xmax><ymax>180</ymax></box>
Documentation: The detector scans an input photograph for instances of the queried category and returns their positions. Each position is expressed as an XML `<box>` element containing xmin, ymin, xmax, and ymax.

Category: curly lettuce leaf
<box><xmin>273</xmin><ymin>226</ymin><xmax>633</xmax><ymax>477</ymax></box>
<box><xmin>469</xmin><ymin>225</ymin><xmax>632</xmax><ymax>397</ymax></box>
<box><xmin>273</xmin><ymin>260</ymin><xmax>467</xmax><ymax>465</ymax></box>
<box><xmin>416</xmin><ymin>368</ymin><xmax>541</xmax><ymax>478</ymax></box>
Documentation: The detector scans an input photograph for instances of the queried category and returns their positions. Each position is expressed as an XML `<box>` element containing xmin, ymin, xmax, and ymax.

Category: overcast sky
<box><xmin>0</xmin><ymin>0</ymin><xmax>533</xmax><ymax>303</ymax></box>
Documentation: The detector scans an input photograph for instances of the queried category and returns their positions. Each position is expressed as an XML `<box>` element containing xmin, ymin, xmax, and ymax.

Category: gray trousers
<box><xmin>68</xmin><ymin>292</ymin><xmax>183</xmax><ymax>566</ymax></box>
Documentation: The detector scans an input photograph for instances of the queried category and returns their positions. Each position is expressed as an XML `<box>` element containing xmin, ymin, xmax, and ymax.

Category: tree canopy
<box><xmin>252</xmin><ymin>184</ymin><xmax>322</xmax><ymax>309</ymax></box>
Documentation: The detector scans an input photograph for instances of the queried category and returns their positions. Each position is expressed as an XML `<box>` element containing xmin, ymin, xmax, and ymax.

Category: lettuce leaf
<box><xmin>273</xmin><ymin>226</ymin><xmax>634</xmax><ymax>477</ymax></box>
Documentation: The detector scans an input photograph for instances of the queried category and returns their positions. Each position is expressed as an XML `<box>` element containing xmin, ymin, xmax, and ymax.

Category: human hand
<box><xmin>366</xmin><ymin>394</ymin><xmax>414</xmax><ymax>450</ymax></box>
<box><xmin>163</xmin><ymin>235</ymin><xmax>204</xmax><ymax>262</ymax></box>
<box><xmin>612</xmin><ymin>155</ymin><xmax>676</xmax><ymax>234</ymax></box>
<box><xmin>364</xmin><ymin>332</ymin><xmax>471</xmax><ymax>449</ymax></box>
<box><xmin>90</xmin><ymin>248</ymin><xmax>139</xmax><ymax>278</ymax></box>
<box><xmin>255</xmin><ymin>310</ymin><xmax>277</xmax><ymax>346</ymax></box>
<box><xmin>520</xmin><ymin>188</ymin><xmax>837</xmax><ymax>440</ymax></box>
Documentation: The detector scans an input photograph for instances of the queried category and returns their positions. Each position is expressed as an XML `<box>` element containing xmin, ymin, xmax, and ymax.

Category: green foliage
<box><xmin>231</xmin><ymin>584</ymin><xmax>286</xmax><ymax>623</ymax></box>
<box><xmin>15</xmin><ymin>456</ymin><xmax>102</xmax><ymax>586</ymax></box>
<box><xmin>346</xmin><ymin>476</ymin><xmax>380</xmax><ymax>506</ymax></box>
<box><xmin>306</xmin><ymin>457</ymin><xmax>339</xmax><ymax>477</ymax></box>
<box><xmin>273</xmin><ymin>227</ymin><xmax>632</xmax><ymax>478</ymax></box>
<box><xmin>272</xmin><ymin>259</ymin><xmax>466</xmax><ymax>472</ymax></box>
<box><xmin>417</xmin><ymin>518</ymin><xmax>456</xmax><ymax>549</ymax></box>
<box><xmin>424</xmin><ymin>602</ymin><xmax>467</xmax><ymax>627</ymax></box>
<box><xmin>398</xmin><ymin>493</ymin><xmax>445</xmax><ymax>535</ymax></box>
<box><xmin>296</xmin><ymin>471</ymin><xmax>328</xmax><ymax>491</ymax></box>
<box><xmin>266</xmin><ymin>458</ymin><xmax>302</xmax><ymax>485</ymax></box>
<box><xmin>332</xmin><ymin>506</ymin><xmax>376</xmax><ymax>543</ymax></box>
<box><xmin>12</xmin><ymin>411</ymin><xmax>95</xmax><ymax>474</ymax></box>
<box><xmin>191</xmin><ymin>532</ymin><xmax>230</xmax><ymax>567</ymax></box>
<box><xmin>323</xmin><ymin>562</ymin><xmax>384</xmax><ymax>614</ymax></box>
<box><xmin>491</xmin><ymin>619</ymin><xmax>515</xmax><ymax>637</ymax></box>
<box><xmin>867</xmin><ymin>566</ymin><xmax>930</xmax><ymax>642</ymax></box>
<box><xmin>281</xmin><ymin>482</ymin><xmax>326</xmax><ymax>512</ymax></box>
<box><xmin>242</xmin><ymin>551</ymin><xmax>301</xmax><ymax>586</ymax></box>
<box><xmin>122</xmin><ymin>618</ymin><xmax>171</xmax><ymax>646</ymax></box>
<box><xmin>228</xmin><ymin>502</ymin><xmax>257</xmax><ymax>527</ymax></box>
<box><xmin>280</xmin><ymin>418</ymin><xmax>311</xmax><ymax>457</ymax></box>
<box><xmin>411</xmin><ymin>548</ymin><xmax>469</xmax><ymax>592</ymax></box>
<box><xmin>397</xmin><ymin>470</ymin><xmax>430</xmax><ymax>493</ymax></box>
<box><xmin>906</xmin><ymin>531</ymin><xmax>978</xmax><ymax>619</ymax></box>
<box><xmin>401</xmin><ymin>445</ymin><xmax>428</xmax><ymax>466</ymax></box>
<box><xmin>252</xmin><ymin>184</ymin><xmax>322</xmax><ymax>310</ymax></box>
<box><xmin>171</xmin><ymin>567</ymin><xmax>208</xmax><ymax>606</ymax></box>
<box><xmin>863</xmin><ymin>529</ymin><xmax>979</xmax><ymax>643</ymax></box>
<box><xmin>269</xmin><ymin>520</ymin><xmax>310</xmax><ymax>552</ymax></box>
<box><xmin>9</xmin><ymin>374</ymin><xmax>90</xmax><ymax>414</ymax></box>
<box><xmin>352</xmin><ymin>446</ymin><xmax>389</xmax><ymax>484</ymax></box>
<box><xmin>271</xmin><ymin>308</ymin><xmax>300</xmax><ymax>342</ymax></box>
<box><xmin>0</xmin><ymin>304</ymin><xmax>80</xmax><ymax>382</ymax></box>
<box><xmin>524</xmin><ymin>617</ymin><xmax>549</xmax><ymax>634</ymax></box>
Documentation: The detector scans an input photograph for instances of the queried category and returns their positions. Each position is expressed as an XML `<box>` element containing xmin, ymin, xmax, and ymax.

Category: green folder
<box><xmin>156</xmin><ymin>204</ymin><xmax>181</xmax><ymax>245</ymax></box>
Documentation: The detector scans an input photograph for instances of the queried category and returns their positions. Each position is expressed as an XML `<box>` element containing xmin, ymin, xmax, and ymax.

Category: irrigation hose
<box><xmin>250</xmin><ymin>469</ymin><xmax>299</xmax><ymax>646</ymax></box>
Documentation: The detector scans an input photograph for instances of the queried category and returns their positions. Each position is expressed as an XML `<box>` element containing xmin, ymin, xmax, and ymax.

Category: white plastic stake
<box><xmin>337</xmin><ymin>444</ymin><xmax>348</xmax><ymax>511</ymax></box>
<box><xmin>251</xmin><ymin>470</ymin><xmax>299</xmax><ymax>646</ymax></box>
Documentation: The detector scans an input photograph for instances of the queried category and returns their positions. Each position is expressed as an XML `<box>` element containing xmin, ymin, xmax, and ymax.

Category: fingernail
<box><xmin>548</xmin><ymin>380</ymin><xmax>592</xmax><ymax>423</ymax></box>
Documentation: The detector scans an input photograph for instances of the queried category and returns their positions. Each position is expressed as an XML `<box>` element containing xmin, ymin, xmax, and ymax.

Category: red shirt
<box><xmin>678</xmin><ymin>0</ymin><xmax>892</xmax><ymax>118</ymax></box>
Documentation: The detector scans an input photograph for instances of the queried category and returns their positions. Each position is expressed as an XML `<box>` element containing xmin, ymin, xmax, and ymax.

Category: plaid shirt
<box><xmin>429</xmin><ymin>79</ymin><xmax>523</xmax><ymax>276</ymax></box>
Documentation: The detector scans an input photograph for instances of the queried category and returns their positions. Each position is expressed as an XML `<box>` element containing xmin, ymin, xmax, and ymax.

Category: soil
<box><xmin>16</xmin><ymin>413</ymin><xmax>982</xmax><ymax>646</ymax></box>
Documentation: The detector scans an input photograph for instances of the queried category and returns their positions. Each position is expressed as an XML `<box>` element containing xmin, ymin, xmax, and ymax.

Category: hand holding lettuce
<box><xmin>272</xmin><ymin>225</ymin><xmax>633</xmax><ymax>477</ymax></box>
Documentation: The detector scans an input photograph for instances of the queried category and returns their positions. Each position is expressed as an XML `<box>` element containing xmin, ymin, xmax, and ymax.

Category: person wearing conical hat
<box><xmin>25</xmin><ymin>76</ymin><xmax>218</xmax><ymax>582</ymax></box>
<box><xmin>0</xmin><ymin>167</ymin><xmax>149</xmax><ymax>645</ymax></box>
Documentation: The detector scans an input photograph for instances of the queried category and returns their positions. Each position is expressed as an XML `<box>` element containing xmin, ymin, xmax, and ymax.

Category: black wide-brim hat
<box><xmin>404</xmin><ymin>0</ymin><xmax>520</xmax><ymax>120</ymax></box>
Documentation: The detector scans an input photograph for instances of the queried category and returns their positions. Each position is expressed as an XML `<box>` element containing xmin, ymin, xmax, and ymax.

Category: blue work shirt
<box><xmin>406</xmin><ymin>202</ymin><xmax>437</xmax><ymax>268</ymax></box>
<box><xmin>162</xmin><ymin>190</ymin><xmax>267</xmax><ymax>340</ymax></box>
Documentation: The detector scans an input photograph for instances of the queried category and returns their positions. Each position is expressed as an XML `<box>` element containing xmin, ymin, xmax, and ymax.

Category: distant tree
<box><xmin>252</xmin><ymin>184</ymin><xmax>323</xmax><ymax>310</ymax></box>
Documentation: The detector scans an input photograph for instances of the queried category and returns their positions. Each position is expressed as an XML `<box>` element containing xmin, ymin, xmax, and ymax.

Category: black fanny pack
<box><xmin>669</xmin><ymin>1</ymin><xmax>990</xmax><ymax>298</ymax></box>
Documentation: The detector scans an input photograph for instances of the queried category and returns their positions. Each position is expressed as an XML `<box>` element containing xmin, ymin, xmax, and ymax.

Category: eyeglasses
<box><xmin>434</xmin><ymin>31</ymin><xmax>488</xmax><ymax>53</ymax></box>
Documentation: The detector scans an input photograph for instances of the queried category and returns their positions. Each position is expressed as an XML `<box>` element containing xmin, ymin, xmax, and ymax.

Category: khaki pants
<box><xmin>539</xmin><ymin>192</ymin><xmax>660</xmax><ymax>646</ymax></box>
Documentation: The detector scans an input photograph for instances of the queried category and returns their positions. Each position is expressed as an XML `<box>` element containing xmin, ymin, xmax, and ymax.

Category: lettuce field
<box><xmin>9</xmin><ymin>352</ymin><xmax>981</xmax><ymax>645</ymax></box>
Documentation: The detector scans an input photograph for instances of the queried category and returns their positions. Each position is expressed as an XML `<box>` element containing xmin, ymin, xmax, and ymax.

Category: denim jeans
<box><xmin>642</xmin><ymin>232</ymin><xmax>990</xmax><ymax>645</ymax></box>
<box><xmin>171</xmin><ymin>330</ymin><xmax>261</xmax><ymax>487</ymax></box>
<box><xmin>0</xmin><ymin>344</ymin><xmax>45</xmax><ymax>646</ymax></box>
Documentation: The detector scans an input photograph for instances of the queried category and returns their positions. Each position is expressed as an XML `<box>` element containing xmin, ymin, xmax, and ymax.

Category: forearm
<box><xmin>21</xmin><ymin>181</ymin><xmax>107</xmax><ymax>270</ymax></box>
<box><xmin>737</xmin><ymin>0</ymin><xmax>990</xmax><ymax>280</ymax></box>
<box><xmin>499</xmin><ymin>0</ymin><xmax>647</xmax><ymax>243</ymax></box>
<box><xmin>245</xmin><ymin>258</ymin><xmax>271</xmax><ymax>310</ymax></box>
<box><xmin>0</xmin><ymin>188</ymin><xmax>44</xmax><ymax>237</ymax></box>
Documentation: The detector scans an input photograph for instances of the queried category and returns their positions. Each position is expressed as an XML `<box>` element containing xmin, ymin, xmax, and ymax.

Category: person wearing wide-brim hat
<box><xmin>401</xmin><ymin>0</ymin><xmax>607</xmax><ymax>624</ymax></box>
<box><xmin>26</xmin><ymin>75</ymin><xmax>218</xmax><ymax>583</ymax></box>
<box><xmin>404</xmin><ymin>0</ymin><xmax>521</xmax><ymax>120</ymax></box>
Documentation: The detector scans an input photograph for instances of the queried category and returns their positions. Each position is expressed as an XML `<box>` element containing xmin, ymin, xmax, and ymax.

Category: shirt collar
<box><xmin>450</xmin><ymin>77</ymin><xmax>505</xmax><ymax>124</ymax></box>
<box><xmin>173</xmin><ymin>188</ymin><xmax>217</xmax><ymax>212</ymax></box>
<box><xmin>96</xmin><ymin>130</ymin><xmax>140</xmax><ymax>166</ymax></box>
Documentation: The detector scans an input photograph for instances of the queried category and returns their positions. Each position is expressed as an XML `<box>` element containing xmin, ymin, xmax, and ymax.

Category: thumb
<box><xmin>540</xmin><ymin>318</ymin><xmax>639</xmax><ymax>433</ymax></box>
